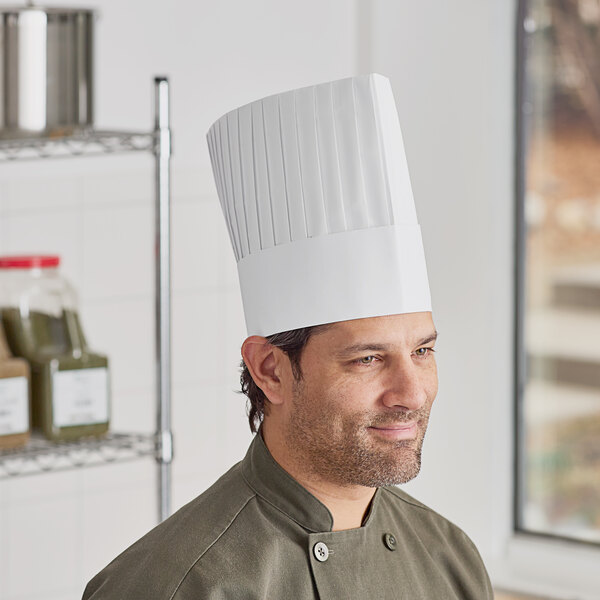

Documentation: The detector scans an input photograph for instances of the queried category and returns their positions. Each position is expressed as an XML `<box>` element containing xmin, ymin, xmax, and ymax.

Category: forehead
<box><xmin>311</xmin><ymin>312</ymin><xmax>436</xmax><ymax>349</ymax></box>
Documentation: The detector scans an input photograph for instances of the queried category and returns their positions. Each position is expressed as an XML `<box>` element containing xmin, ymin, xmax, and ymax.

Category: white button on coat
<box><xmin>313</xmin><ymin>542</ymin><xmax>329</xmax><ymax>562</ymax></box>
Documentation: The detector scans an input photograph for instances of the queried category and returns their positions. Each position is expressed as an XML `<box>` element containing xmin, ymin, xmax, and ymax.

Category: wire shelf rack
<box><xmin>0</xmin><ymin>432</ymin><xmax>156</xmax><ymax>479</ymax></box>
<box><xmin>0</xmin><ymin>77</ymin><xmax>172</xmax><ymax>519</ymax></box>
<box><xmin>0</xmin><ymin>130</ymin><xmax>156</xmax><ymax>162</ymax></box>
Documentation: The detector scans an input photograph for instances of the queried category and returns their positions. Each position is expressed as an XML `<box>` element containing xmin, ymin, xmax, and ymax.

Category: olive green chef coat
<box><xmin>83</xmin><ymin>432</ymin><xmax>493</xmax><ymax>599</ymax></box>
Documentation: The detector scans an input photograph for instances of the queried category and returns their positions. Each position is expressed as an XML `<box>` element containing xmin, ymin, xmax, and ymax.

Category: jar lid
<box><xmin>0</xmin><ymin>255</ymin><xmax>60</xmax><ymax>269</ymax></box>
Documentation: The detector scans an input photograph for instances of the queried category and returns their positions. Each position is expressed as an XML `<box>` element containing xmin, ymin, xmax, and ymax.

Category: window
<box><xmin>516</xmin><ymin>0</ymin><xmax>600</xmax><ymax>546</ymax></box>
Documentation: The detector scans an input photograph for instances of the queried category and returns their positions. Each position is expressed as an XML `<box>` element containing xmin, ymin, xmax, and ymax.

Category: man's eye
<box><xmin>416</xmin><ymin>347</ymin><xmax>436</xmax><ymax>358</ymax></box>
<box><xmin>355</xmin><ymin>356</ymin><xmax>377</xmax><ymax>365</ymax></box>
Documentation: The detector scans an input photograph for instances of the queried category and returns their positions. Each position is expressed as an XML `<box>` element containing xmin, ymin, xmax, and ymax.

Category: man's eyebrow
<box><xmin>417</xmin><ymin>331</ymin><xmax>438</xmax><ymax>346</ymax></box>
<box><xmin>334</xmin><ymin>331</ymin><xmax>438</xmax><ymax>357</ymax></box>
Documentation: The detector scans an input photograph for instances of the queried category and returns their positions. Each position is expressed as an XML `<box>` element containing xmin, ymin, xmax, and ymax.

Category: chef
<box><xmin>82</xmin><ymin>73</ymin><xmax>493</xmax><ymax>599</ymax></box>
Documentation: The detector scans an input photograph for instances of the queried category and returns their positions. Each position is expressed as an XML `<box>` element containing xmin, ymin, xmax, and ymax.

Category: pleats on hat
<box><xmin>207</xmin><ymin>73</ymin><xmax>417</xmax><ymax>263</ymax></box>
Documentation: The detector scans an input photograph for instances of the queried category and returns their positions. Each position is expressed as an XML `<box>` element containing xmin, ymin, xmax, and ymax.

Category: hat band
<box><xmin>237</xmin><ymin>223</ymin><xmax>432</xmax><ymax>337</ymax></box>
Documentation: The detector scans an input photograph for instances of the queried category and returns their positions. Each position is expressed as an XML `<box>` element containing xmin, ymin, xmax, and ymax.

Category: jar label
<box><xmin>0</xmin><ymin>376</ymin><xmax>29</xmax><ymax>435</ymax></box>
<box><xmin>52</xmin><ymin>368</ymin><xmax>110</xmax><ymax>428</ymax></box>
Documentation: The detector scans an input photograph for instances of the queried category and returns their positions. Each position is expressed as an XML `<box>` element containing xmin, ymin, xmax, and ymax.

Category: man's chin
<box><xmin>347</xmin><ymin>451</ymin><xmax>422</xmax><ymax>487</ymax></box>
<box><xmin>375</xmin><ymin>464</ymin><xmax>422</xmax><ymax>487</ymax></box>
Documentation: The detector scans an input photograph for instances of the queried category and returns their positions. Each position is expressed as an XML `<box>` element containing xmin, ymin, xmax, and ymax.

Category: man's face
<box><xmin>281</xmin><ymin>312</ymin><xmax>438</xmax><ymax>488</ymax></box>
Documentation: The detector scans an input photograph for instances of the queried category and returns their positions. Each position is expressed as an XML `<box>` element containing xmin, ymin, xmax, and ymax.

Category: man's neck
<box><xmin>261</xmin><ymin>423</ymin><xmax>376</xmax><ymax>531</ymax></box>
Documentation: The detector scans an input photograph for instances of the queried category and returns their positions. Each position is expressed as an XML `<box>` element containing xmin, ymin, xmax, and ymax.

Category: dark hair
<box><xmin>238</xmin><ymin>323</ymin><xmax>333</xmax><ymax>433</ymax></box>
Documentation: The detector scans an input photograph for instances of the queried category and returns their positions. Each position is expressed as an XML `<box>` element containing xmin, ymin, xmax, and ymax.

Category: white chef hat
<box><xmin>206</xmin><ymin>73</ymin><xmax>431</xmax><ymax>337</ymax></box>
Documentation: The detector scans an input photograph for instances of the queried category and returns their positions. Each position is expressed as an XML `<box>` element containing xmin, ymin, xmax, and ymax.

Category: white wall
<box><xmin>0</xmin><ymin>1</ymin><xmax>525</xmax><ymax>599</ymax></box>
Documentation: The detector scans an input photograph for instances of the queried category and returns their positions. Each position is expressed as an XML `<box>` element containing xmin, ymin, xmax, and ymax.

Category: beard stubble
<box><xmin>285</xmin><ymin>376</ymin><xmax>432</xmax><ymax>489</ymax></box>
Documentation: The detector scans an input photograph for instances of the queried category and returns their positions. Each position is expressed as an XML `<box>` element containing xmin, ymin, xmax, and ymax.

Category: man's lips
<box><xmin>368</xmin><ymin>421</ymin><xmax>418</xmax><ymax>440</ymax></box>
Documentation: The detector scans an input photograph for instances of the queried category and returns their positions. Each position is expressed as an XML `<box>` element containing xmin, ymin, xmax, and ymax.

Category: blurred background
<box><xmin>0</xmin><ymin>1</ymin><xmax>598</xmax><ymax>599</ymax></box>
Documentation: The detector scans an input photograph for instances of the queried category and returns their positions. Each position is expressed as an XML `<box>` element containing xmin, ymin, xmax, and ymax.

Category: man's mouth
<box><xmin>368</xmin><ymin>421</ymin><xmax>418</xmax><ymax>440</ymax></box>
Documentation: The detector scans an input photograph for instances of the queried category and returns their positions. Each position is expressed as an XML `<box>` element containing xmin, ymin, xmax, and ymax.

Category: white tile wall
<box><xmin>215</xmin><ymin>287</ymin><xmax>250</xmax><ymax>408</ymax></box>
<box><xmin>108</xmin><ymin>388</ymin><xmax>154</xmax><ymax>433</ymax></box>
<box><xmin>5</xmin><ymin>176</ymin><xmax>83</xmax><ymax>213</ymax></box>
<box><xmin>169</xmin><ymin>381</ymin><xmax>253</xmax><ymax>537</ymax></box>
<box><xmin>81</xmin><ymin>163</ymin><xmax>153</xmax><ymax>209</ymax></box>
<box><xmin>1</xmin><ymin>208</ymin><xmax>85</xmax><ymax>293</ymax></box>
<box><xmin>171</xmin><ymin>383</ymin><xmax>252</xmax><ymax>484</ymax></box>
<box><xmin>172</xmin><ymin>198</ymin><xmax>221</xmax><ymax>292</ymax></box>
<box><xmin>0</xmin><ymin>478</ymin><xmax>7</xmax><ymax>600</ymax></box>
<box><xmin>81</xmin><ymin>460</ymin><xmax>152</xmax><ymax>494</ymax></box>
<box><xmin>0</xmin><ymin>184</ymin><xmax>7</xmax><ymax>254</ymax></box>
<box><xmin>80</xmin><ymin>463</ymin><xmax>155</xmax><ymax>590</ymax></box>
<box><xmin>82</xmin><ymin>202</ymin><xmax>153</xmax><ymax>301</ymax></box>
<box><xmin>171</xmin><ymin>291</ymin><xmax>222</xmax><ymax>385</ymax></box>
<box><xmin>217</xmin><ymin>228</ymin><xmax>241</xmax><ymax>290</ymax></box>
<box><xmin>6</xmin><ymin>494</ymin><xmax>82</xmax><ymax>598</ymax></box>
<box><xmin>80</xmin><ymin>297</ymin><xmax>154</xmax><ymax>394</ymax></box>
<box><xmin>4</xmin><ymin>470</ymin><xmax>82</xmax><ymax>504</ymax></box>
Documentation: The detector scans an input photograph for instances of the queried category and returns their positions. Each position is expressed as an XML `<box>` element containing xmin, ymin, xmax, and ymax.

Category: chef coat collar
<box><xmin>241</xmin><ymin>428</ymin><xmax>382</xmax><ymax>533</ymax></box>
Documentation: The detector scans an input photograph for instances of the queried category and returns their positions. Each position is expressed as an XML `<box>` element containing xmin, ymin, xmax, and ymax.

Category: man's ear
<box><xmin>241</xmin><ymin>336</ymin><xmax>288</xmax><ymax>406</ymax></box>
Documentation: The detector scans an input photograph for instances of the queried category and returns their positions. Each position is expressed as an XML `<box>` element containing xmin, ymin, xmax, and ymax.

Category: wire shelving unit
<box><xmin>0</xmin><ymin>77</ymin><xmax>173</xmax><ymax>522</ymax></box>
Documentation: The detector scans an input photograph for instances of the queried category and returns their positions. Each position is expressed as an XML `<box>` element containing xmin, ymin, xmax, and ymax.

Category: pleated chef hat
<box><xmin>206</xmin><ymin>73</ymin><xmax>431</xmax><ymax>337</ymax></box>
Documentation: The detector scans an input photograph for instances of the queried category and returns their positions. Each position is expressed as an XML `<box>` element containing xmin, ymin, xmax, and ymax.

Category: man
<box><xmin>83</xmin><ymin>74</ymin><xmax>493</xmax><ymax>599</ymax></box>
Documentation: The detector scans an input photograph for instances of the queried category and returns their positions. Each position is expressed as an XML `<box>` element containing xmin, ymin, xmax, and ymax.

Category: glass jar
<box><xmin>0</xmin><ymin>256</ymin><xmax>110</xmax><ymax>441</ymax></box>
<box><xmin>0</xmin><ymin>319</ymin><xmax>31</xmax><ymax>449</ymax></box>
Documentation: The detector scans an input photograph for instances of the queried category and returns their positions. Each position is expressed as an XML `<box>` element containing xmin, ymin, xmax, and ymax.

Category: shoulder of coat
<box><xmin>167</xmin><ymin>460</ymin><xmax>257</xmax><ymax>555</ymax></box>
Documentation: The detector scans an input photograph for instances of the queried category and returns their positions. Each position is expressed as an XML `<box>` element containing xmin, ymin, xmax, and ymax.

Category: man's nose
<box><xmin>380</xmin><ymin>360</ymin><xmax>429</xmax><ymax>411</ymax></box>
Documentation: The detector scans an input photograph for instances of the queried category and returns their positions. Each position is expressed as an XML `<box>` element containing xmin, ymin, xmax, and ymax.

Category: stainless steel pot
<box><xmin>0</xmin><ymin>4</ymin><xmax>96</xmax><ymax>138</ymax></box>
